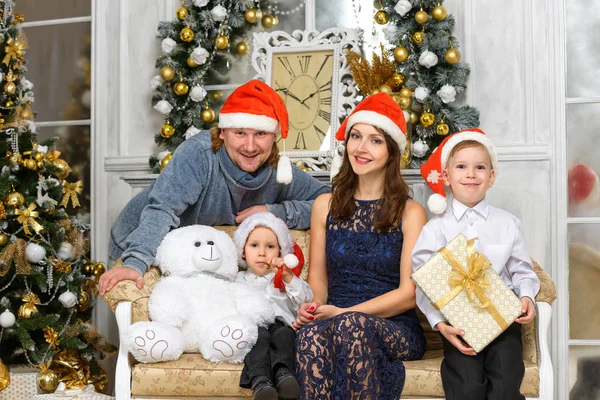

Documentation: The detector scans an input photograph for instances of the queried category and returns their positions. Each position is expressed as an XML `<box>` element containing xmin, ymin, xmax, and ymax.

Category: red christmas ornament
<box><xmin>568</xmin><ymin>164</ymin><xmax>600</xmax><ymax>205</ymax></box>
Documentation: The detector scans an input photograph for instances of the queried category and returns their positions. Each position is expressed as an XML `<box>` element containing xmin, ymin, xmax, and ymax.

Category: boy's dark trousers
<box><xmin>441</xmin><ymin>322</ymin><xmax>525</xmax><ymax>400</ymax></box>
<box><xmin>239</xmin><ymin>318</ymin><xmax>296</xmax><ymax>388</ymax></box>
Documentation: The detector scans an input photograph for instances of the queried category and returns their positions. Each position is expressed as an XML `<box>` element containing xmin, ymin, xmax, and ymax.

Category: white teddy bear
<box><xmin>126</xmin><ymin>225</ymin><xmax>276</xmax><ymax>364</ymax></box>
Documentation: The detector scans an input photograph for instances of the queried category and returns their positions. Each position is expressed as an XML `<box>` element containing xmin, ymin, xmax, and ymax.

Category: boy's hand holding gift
<box><xmin>412</xmin><ymin>233</ymin><xmax>523</xmax><ymax>353</ymax></box>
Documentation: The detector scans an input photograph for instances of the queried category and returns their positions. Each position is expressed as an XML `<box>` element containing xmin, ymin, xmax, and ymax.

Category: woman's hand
<box><xmin>291</xmin><ymin>302</ymin><xmax>320</xmax><ymax>330</ymax></box>
<box><xmin>313</xmin><ymin>305</ymin><xmax>345</xmax><ymax>320</ymax></box>
<box><xmin>437</xmin><ymin>321</ymin><xmax>477</xmax><ymax>356</ymax></box>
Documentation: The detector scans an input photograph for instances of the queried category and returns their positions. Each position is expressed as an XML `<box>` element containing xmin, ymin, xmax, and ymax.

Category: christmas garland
<box><xmin>149</xmin><ymin>0</ymin><xmax>288</xmax><ymax>173</ymax></box>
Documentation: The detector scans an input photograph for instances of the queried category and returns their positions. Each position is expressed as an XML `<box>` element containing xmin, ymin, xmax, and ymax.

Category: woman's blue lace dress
<box><xmin>295</xmin><ymin>199</ymin><xmax>426</xmax><ymax>399</ymax></box>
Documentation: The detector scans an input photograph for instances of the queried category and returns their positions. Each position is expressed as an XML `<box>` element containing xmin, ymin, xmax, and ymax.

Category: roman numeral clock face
<box><xmin>271</xmin><ymin>50</ymin><xmax>334</xmax><ymax>152</ymax></box>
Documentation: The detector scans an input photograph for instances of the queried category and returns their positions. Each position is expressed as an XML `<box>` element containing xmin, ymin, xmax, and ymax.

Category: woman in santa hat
<box><xmin>293</xmin><ymin>93</ymin><xmax>428</xmax><ymax>399</ymax></box>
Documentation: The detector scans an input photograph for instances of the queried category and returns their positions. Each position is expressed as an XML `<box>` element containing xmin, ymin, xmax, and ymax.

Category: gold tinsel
<box><xmin>346</xmin><ymin>45</ymin><xmax>400</xmax><ymax>96</ymax></box>
<box><xmin>44</xmin><ymin>326</ymin><xmax>60</xmax><ymax>349</ymax></box>
<box><xmin>0</xmin><ymin>237</ymin><xmax>29</xmax><ymax>276</ymax></box>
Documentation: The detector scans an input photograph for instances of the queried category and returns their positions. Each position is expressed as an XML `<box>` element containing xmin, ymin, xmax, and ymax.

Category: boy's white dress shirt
<box><xmin>412</xmin><ymin>198</ymin><xmax>540</xmax><ymax>330</ymax></box>
<box><xmin>235</xmin><ymin>270</ymin><xmax>313</xmax><ymax>326</ymax></box>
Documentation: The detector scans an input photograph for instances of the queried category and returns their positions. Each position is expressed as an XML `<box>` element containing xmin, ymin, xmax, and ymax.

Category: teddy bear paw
<box><xmin>212</xmin><ymin>325</ymin><xmax>249</xmax><ymax>358</ymax></box>
<box><xmin>132</xmin><ymin>329</ymin><xmax>170</xmax><ymax>361</ymax></box>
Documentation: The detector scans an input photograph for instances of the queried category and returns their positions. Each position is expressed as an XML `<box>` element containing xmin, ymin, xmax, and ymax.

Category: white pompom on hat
<box><xmin>234</xmin><ymin>212</ymin><xmax>304</xmax><ymax>291</ymax></box>
<box><xmin>330</xmin><ymin>92</ymin><xmax>407</xmax><ymax>181</ymax></box>
<box><xmin>218</xmin><ymin>80</ymin><xmax>293</xmax><ymax>184</ymax></box>
<box><xmin>420</xmin><ymin>128</ymin><xmax>497</xmax><ymax>214</ymax></box>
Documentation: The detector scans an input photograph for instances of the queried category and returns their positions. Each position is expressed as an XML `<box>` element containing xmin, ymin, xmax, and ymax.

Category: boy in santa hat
<box><xmin>411</xmin><ymin>129</ymin><xmax>540</xmax><ymax>400</ymax></box>
<box><xmin>101</xmin><ymin>80</ymin><xmax>329</xmax><ymax>296</ymax></box>
<box><xmin>234</xmin><ymin>212</ymin><xmax>313</xmax><ymax>400</ymax></box>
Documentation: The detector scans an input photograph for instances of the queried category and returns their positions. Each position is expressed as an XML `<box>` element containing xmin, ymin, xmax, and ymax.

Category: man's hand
<box><xmin>313</xmin><ymin>305</ymin><xmax>345</xmax><ymax>320</ymax></box>
<box><xmin>236</xmin><ymin>205</ymin><xmax>268</xmax><ymax>224</ymax></box>
<box><xmin>515</xmin><ymin>296</ymin><xmax>536</xmax><ymax>324</ymax></box>
<box><xmin>98</xmin><ymin>266</ymin><xmax>144</xmax><ymax>296</ymax></box>
<box><xmin>291</xmin><ymin>301</ymin><xmax>321</xmax><ymax>330</ymax></box>
<box><xmin>437</xmin><ymin>321</ymin><xmax>477</xmax><ymax>356</ymax></box>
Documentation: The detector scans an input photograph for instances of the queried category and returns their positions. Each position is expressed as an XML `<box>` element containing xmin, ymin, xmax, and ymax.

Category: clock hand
<box><xmin>301</xmin><ymin>89</ymin><xmax>320</xmax><ymax>104</ymax></box>
<box><xmin>275</xmin><ymin>87</ymin><xmax>310</xmax><ymax>109</ymax></box>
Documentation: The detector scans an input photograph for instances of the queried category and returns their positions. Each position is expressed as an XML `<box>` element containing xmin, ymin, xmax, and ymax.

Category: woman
<box><xmin>294</xmin><ymin>93</ymin><xmax>427</xmax><ymax>399</ymax></box>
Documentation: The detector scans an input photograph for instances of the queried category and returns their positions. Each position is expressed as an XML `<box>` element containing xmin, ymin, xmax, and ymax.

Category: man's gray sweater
<box><xmin>109</xmin><ymin>132</ymin><xmax>330</xmax><ymax>275</ymax></box>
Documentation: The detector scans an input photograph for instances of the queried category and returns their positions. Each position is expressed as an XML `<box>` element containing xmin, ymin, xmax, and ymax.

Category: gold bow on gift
<box><xmin>3</xmin><ymin>38</ymin><xmax>24</xmax><ymax>65</ymax></box>
<box><xmin>433</xmin><ymin>238</ymin><xmax>509</xmax><ymax>331</ymax></box>
<box><xmin>60</xmin><ymin>180</ymin><xmax>83</xmax><ymax>208</ymax></box>
<box><xmin>0</xmin><ymin>237</ymin><xmax>30</xmax><ymax>276</ymax></box>
<box><xmin>15</xmin><ymin>203</ymin><xmax>44</xmax><ymax>235</ymax></box>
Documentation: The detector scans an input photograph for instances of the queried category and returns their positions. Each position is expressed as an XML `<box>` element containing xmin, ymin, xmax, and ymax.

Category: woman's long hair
<box><xmin>210</xmin><ymin>126</ymin><xmax>280</xmax><ymax>167</ymax></box>
<box><xmin>330</xmin><ymin>126</ymin><xmax>409</xmax><ymax>231</ymax></box>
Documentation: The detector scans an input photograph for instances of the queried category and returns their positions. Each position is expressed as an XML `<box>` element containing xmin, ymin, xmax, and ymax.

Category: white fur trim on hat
<box><xmin>276</xmin><ymin>155</ymin><xmax>293</xmax><ymax>184</ymax></box>
<box><xmin>346</xmin><ymin>110</ymin><xmax>406</xmax><ymax>153</ymax></box>
<box><xmin>427</xmin><ymin>193</ymin><xmax>447</xmax><ymax>215</ymax></box>
<box><xmin>218</xmin><ymin>112</ymin><xmax>280</xmax><ymax>134</ymax></box>
<box><xmin>233</xmin><ymin>212</ymin><xmax>294</xmax><ymax>268</ymax></box>
<box><xmin>440</xmin><ymin>131</ymin><xmax>497</xmax><ymax>172</ymax></box>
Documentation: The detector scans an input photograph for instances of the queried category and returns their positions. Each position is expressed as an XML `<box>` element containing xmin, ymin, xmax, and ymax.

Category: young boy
<box><xmin>233</xmin><ymin>212</ymin><xmax>313</xmax><ymax>400</ymax></box>
<box><xmin>412</xmin><ymin>129</ymin><xmax>540</xmax><ymax>400</ymax></box>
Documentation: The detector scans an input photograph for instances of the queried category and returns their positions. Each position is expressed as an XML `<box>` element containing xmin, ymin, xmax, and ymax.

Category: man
<box><xmin>99</xmin><ymin>80</ymin><xmax>330</xmax><ymax>295</ymax></box>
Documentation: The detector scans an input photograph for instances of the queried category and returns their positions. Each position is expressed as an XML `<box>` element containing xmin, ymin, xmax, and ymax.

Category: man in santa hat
<box><xmin>100</xmin><ymin>80</ymin><xmax>329</xmax><ymax>295</ymax></box>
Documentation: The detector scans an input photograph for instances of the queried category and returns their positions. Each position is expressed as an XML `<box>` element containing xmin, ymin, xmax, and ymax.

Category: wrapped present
<box><xmin>0</xmin><ymin>366</ymin><xmax>42</xmax><ymax>400</ymax></box>
<box><xmin>411</xmin><ymin>234</ymin><xmax>522</xmax><ymax>352</ymax></box>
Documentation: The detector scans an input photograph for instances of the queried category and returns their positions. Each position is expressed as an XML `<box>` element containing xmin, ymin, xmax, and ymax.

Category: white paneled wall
<box><xmin>92</xmin><ymin>1</ymin><xmax>565</xmax><ymax>397</ymax></box>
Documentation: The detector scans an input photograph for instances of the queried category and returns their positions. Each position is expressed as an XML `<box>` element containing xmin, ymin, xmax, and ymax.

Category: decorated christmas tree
<box><xmin>149</xmin><ymin>0</ymin><xmax>283</xmax><ymax>173</ymax></box>
<box><xmin>371</xmin><ymin>0</ymin><xmax>479</xmax><ymax>167</ymax></box>
<box><xmin>0</xmin><ymin>2</ymin><xmax>113</xmax><ymax>394</ymax></box>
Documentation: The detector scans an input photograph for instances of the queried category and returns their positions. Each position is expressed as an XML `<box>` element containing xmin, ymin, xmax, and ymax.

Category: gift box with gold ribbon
<box><xmin>411</xmin><ymin>233</ymin><xmax>522</xmax><ymax>352</ymax></box>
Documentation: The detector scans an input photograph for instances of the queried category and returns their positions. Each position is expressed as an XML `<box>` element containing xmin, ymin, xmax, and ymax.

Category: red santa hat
<box><xmin>234</xmin><ymin>212</ymin><xmax>304</xmax><ymax>291</ymax></box>
<box><xmin>218</xmin><ymin>80</ymin><xmax>293</xmax><ymax>184</ymax></box>
<box><xmin>420</xmin><ymin>128</ymin><xmax>498</xmax><ymax>214</ymax></box>
<box><xmin>331</xmin><ymin>93</ymin><xmax>407</xmax><ymax>180</ymax></box>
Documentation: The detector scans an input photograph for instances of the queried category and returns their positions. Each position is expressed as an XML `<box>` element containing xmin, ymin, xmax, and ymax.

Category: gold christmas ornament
<box><xmin>445</xmin><ymin>48</ymin><xmax>461</xmax><ymax>64</ymax></box>
<box><xmin>393</xmin><ymin>46</ymin><xmax>409</xmax><ymax>63</ymax></box>
<box><xmin>0</xmin><ymin>358</ymin><xmax>9</xmax><ymax>391</ymax></box>
<box><xmin>409</xmin><ymin>111</ymin><xmax>419</xmax><ymax>125</ymax></box>
<box><xmin>415</xmin><ymin>10</ymin><xmax>429</xmax><ymax>25</ymax></box>
<box><xmin>160</xmin><ymin>65</ymin><xmax>175</xmax><ymax>81</ymax></box>
<box><xmin>374</xmin><ymin>10</ymin><xmax>389</xmax><ymax>25</ymax></box>
<box><xmin>432</xmin><ymin>5</ymin><xmax>448</xmax><ymax>21</ymax></box>
<box><xmin>261</xmin><ymin>13</ymin><xmax>277</xmax><ymax>29</ymax></box>
<box><xmin>160</xmin><ymin>123</ymin><xmax>175</xmax><ymax>139</ymax></box>
<box><xmin>160</xmin><ymin>153</ymin><xmax>173</xmax><ymax>172</ymax></box>
<box><xmin>37</xmin><ymin>367</ymin><xmax>59</xmax><ymax>392</ymax></box>
<box><xmin>93</xmin><ymin>263</ymin><xmax>106</xmax><ymax>277</ymax></box>
<box><xmin>21</xmin><ymin>107</ymin><xmax>33</xmax><ymax>120</ymax></box>
<box><xmin>4</xmin><ymin>81</ymin><xmax>16</xmax><ymax>94</ymax></box>
<box><xmin>18</xmin><ymin>293</ymin><xmax>41</xmax><ymax>319</ymax></box>
<box><xmin>399</xmin><ymin>87</ymin><xmax>413</xmax><ymax>98</ymax></box>
<box><xmin>187</xmin><ymin>57</ymin><xmax>198</xmax><ymax>68</ymax></box>
<box><xmin>210</xmin><ymin>91</ymin><xmax>223</xmax><ymax>102</ymax></box>
<box><xmin>5</xmin><ymin>191</ymin><xmax>24</xmax><ymax>207</ymax></box>
<box><xmin>412</xmin><ymin>31</ymin><xmax>425</xmax><ymax>45</ymax></box>
<box><xmin>346</xmin><ymin>45</ymin><xmax>398</xmax><ymax>97</ymax></box>
<box><xmin>34</xmin><ymin>152</ymin><xmax>45</xmax><ymax>161</ymax></box>
<box><xmin>378</xmin><ymin>84</ymin><xmax>392</xmax><ymax>95</ymax></box>
<box><xmin>44</xmin><ymin>204</ymin><xmax>55</xmax><ymax>215</ymax></box>
<box><xmin>176</xmin><ymin>6</ymin><xmax>189</xmax><ymax>20</ymax></box>
<box><xmin>53</xmin><ymin>159</ymin><xmax>70</xmax><ymax>180</ymax></box>
<box><xmin>201</xmin><ymin>108</ymin><xmax>215</xmax><ymax>123</ymax></box>
<box><xmin>37</xmin><ymin>160</ymin><xmax>44</xmax><ymax>169</ymax></box>
<box><xmin>9</xmin><ymin>152</ymin><xmax>22</xmax><ymax>164</ymax></box>
<box><xmin>173</xmin><ymin>81</ymin><xmax>189</xmax><ymax>96</ymax></box>
<box><xmin>397</xmin><ymin>96</ymin><xmax>412</xmax><ymax>110</ymax></box>
<box><xmin>436</xmin><ymin>123</ymin><xmax>450</xmax><ymax>135</ymax></box>
<box><xmin>420</xmin><ymin>111</ymin><xmax>435</xmax><ymax>127</ymax></box>
<box><xmin>44</xmin><ymin>326</ymin><xmax>60</xmax><ymax>349</ymax></box>
<box><xmin>236</xmin><ymin>40</ymin><xmax>249</xmax><ymax>56</ymax></box>
<box><xmin>391</xmin><ymin>73</ymin><xmax>405</xmax><ymax>90</ymax></box>
<box><xmin>214</xmin><ymin>34</ymin><xmax>229</xmax><ymax>50</ymax></box>
<box><xmin>0</xmin><ymin>233</ymin><xmax>7</xmax><ymax>246</ymax></box>
<box><xmin>244</xmin><ymin>7</ymin><xmax>262</xmax><ymax>24</ymax></box>
<box><xmin>24</xmin><ymin>158</ymin><xmax>37</xmax><ymax>170</ymax></box>
<box><xmin>5</xmin><ymin>100</ymin><xmax>14</xmax><ymax>108</ymax></box>
<box><xmin>0</xmin><ymin>203</ymin><xmax>6</xmax><ymax>220</ymax></box>
<box><xmin>84</xmin><ymin>263</ymin><xmax>94</xmax><ymax>274</ymax></box>
<box><xmin>78</xmin><ymin>286</ymin><xmax>90</xmax><ymax>311</ymax></box>
<box><xmin>180</xmin><ymin>27</ymin><xmax>195</xmax><ymax>42</ymax></box>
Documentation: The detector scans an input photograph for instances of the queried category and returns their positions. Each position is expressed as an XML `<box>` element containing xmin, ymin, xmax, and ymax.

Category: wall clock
<box><xmin>252</xmin><ymin>29</ymin><xmax>359</xmax><ymax>171</ymax></box>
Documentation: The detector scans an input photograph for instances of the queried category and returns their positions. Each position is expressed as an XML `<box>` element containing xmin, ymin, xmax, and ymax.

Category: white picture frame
<box><xmin>252</xmin><ymin>28</ymin><xmax>360</xmax><ymax>172</ymax></box>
